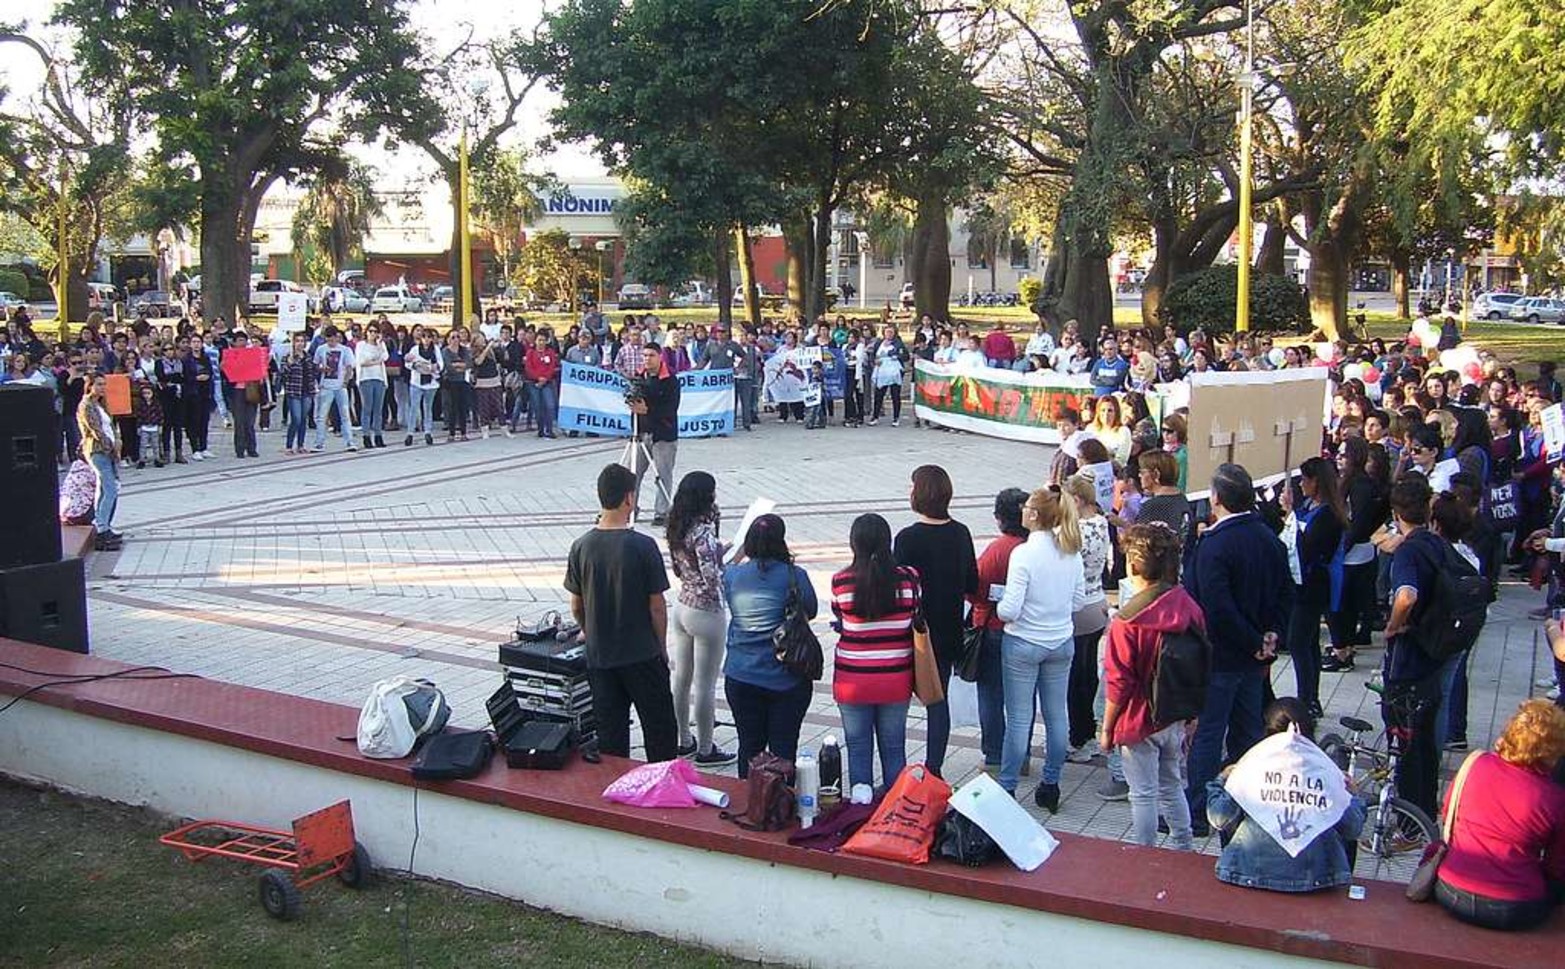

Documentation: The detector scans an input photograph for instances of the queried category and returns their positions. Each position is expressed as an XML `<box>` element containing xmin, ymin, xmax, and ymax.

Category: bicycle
<box><xmin>1317</xmin><ymin>686</ymin><xmax>1439</xmax><ymax>884</ymax></box>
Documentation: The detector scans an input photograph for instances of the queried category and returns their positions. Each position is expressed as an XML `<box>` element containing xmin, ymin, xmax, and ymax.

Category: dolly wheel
<box><xmin>337</xmin><ymin>841</ymin><xmax>373</xmax><ymax>889</ymax></box>
<box><xmin>259</xmin><ymin>869</ymin><xmax>302</xmax><ymax>920</ymax></box>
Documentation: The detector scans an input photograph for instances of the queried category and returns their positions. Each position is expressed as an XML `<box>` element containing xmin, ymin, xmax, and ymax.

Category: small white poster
<box><xmin>277</xmin><ymin>292</ymin><xmax>308</xmax><ymax>331</ymax></box>
<box><xmin>1222</xmin><ymin>727</ymin><xmax>1351</xmax><ymax>857</ymax></box>
<box><xmin>1541</xmin><ymin>403</ymin><xmax>1565</xmax><ymax>457</ymax></box>
<box><xmin>723</xmin><ymin>497</ymin><xmax>776</xmax><ymax>564</ymax></box>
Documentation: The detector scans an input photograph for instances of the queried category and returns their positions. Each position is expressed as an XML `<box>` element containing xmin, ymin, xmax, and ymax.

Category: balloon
<box><xmin>1463</xmin><ymin>362</ymin><xmax>1482</xmax><ymax>382</ymax></box>
<box><xmin>1406</xmin><ymin>332</ymin><xmax>1422</xmax><ymax>348</ymax></box>
<box><xmin>1343</xmin><ymin>362</ymin><xmax>1365</xmax><ymax>382</ymax></box>
<box><xmin>1363</xmin><ymin>366</ymin><xmax>1381</xmax><ymax>384</ymax></box>
<box><xmin>1314</xmin><ymin>342</ymin><xmax>1336</xmax><ymax>363</ymax></box>
<box><xmin>1411</xmin><ymin>318</ymin><xmax>1435</xmax><ymax>344</ymax></box>
<box><xmin>1267</xmin><ymin>347</ymin><xmax>1286</xmax><ymax>368</ymax></box>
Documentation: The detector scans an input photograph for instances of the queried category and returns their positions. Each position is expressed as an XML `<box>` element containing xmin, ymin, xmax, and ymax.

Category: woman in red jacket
<box><xmin>965</xmin><ymin>488</ymin><xmax>1031</xmax><ymax>770</ymax></box>
<box><xmin>832</xmin><ymin>513</ymin><xmax>918</xmax><ymax>793</ymax></box>
<box><xmin>1100</xmin><ymin>523</ymin><xmax>1207</xmax><ymax>849</ymax></box>
<box><xmin>1436</xmin><ymin>698</ymin><xmax>1565</xmax><ymax>930</ymax></box>
<box><xmin>523</xmin><ymin>331</ymin><xmax>561</xmax><ymax>439</ymax></box>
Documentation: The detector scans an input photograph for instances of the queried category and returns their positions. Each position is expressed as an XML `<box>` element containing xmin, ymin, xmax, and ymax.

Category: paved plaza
<box><xmin>86</xmin><ymin>417</ymin><xmax>1553</xmax><ymax>866</ymax></box>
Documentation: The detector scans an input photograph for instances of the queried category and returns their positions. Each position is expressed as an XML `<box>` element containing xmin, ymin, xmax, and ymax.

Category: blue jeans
<box><xmin>313</xmin><ymin>386</ymin><xmax>354</xmax><ymax>447</ymax></box>
<box><xmin>1185</xmin><ymin>668</ymin><xmax>1266</xmax><ymax>817</ymax></box>
<box><xmin>88</xmin><ymin>451</ymin><xmax>119</xmax><ymax>534</ymax></box>
<box><xmin>1436</xmin><ymin>651</ymin><xmax>1466</xmax><ymax>749</ymax></box>
<box><xmin>735</xmin><ymin>380</ymin><xmax>756</xmax><ymax>429</ymax></box>
<box><xmin>838</xmin><ymin>701</ymin><xmax>909</xmax><ymax>792</ymax></box>
<box><xmin>977</xmin><ymin>629</ymin><xmax>1007</xmax><ymax>766</ymax></box>
<box><xmin>285</xmin><ymin>396</ymin><xmax>309</xmax><ymax>450</ymax></box>
<box><xmin>409</xmin><ymin>383</ymin><xmax>437</xmax><ymax>434</ymax></box>
<box><xmin>359</xmin><ymin>379</ymin><xmax>386</xmax><ymax>438</ymax></box>
<box><xmin>999</xmin><ymin>632</ymin><xmax>1073</xmax><ymax>793</ymax></box>
<box><xmin>528</xmin><ymin>382</ymin><xmax>558</xmax><ymax>435</ymax></box>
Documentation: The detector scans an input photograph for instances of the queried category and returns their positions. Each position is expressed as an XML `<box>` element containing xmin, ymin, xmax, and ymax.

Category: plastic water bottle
<box><xmin>818</xmin><ymin>735</ymin><xmax>842</xmax><ymax>805</ymax></box>
<box><xmin>796</xmin><ymin>748</ymin><xmax>820</xmax><ymax>828</ymax></box>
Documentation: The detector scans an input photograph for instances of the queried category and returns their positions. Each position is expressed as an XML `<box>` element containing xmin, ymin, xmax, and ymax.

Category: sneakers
<box><xmin>1444</xmin><ymin>738</ymin><xmax>1468</xmax><ymax>752</ymax></box>
<box><xmin>190</xmin><ymin>451</ymin><xmax>205</xmax><ymax>462</ymax></box>
<box><xmin>1097</xmin><ymin>777</ymin><xmax>1130</xmax><ymax>801</ymax></box>
<box><xmin>676</xmin><ymin>740</ymin><xmax>698</xmax><ymax>759</ymax></box>
<box><xmin>1536</xmin><ymin>675</ymin><xmax>1560</xmax><ymax>690</ymax></box>
<box><xmin>404</xmin><ymin>435</ymin><xmax>414</xmax><ymax>447</ymax></box>
<box><xmin>504</xmin><ymin>426</ymin><xmax>514</xmax><ymax>439</ymax></box>
<box><xmin>135</xmin><ymin>459</ymin><xmax>146</xmax><ymax>470</ymax></box>
<box><xmin>310</xmin><ymin>444</ymin><xmax>325</xmax><ymax>453</ymax></box>
<box><xmin>693</xmin><ymin>747</ymin><xmax>738</xmax><ymax>768</ymax></box>
<box><xmin>651</xmin><ymin>514</ymin><xmax>668</xmax><ymax>527</ymax></box>
<box><xmin>1033</xmin><ymin>782</ymin><xmax>1060</xmax><ymax>813</ymax></box>
<box><xmin>481</xmin><ymin>426</ymin><xmax>490</xmax><ymax>440</ymax></box>
<box><xmin>346</xmin><ymin>442</ymin><xmax>358</xmax><ymax>452</ymax></box>
<box><xmin>93</xmin><ymin>531</ymin><xmax>122</xmax><ymax>552</ymax></box>
<box><xmin>1321</xmin><ymin>655</ymin><xmax>1355</xmax><ymax>672</ymax></box>
<box><xmin>174</xmin><ymin>452</ymin><xmax>188</xmax><ymax>464</ymax></box>
<box><xmin>891</xmin><ymin>420</ymin><xmax>900</xmax><ymax>427</ymax></box>
<box><xmin>1066</xmin><ymin>740</ymin><xmax>1099</xmax><ymax>764</ymax></box>
<box><xmin>374</xmin><ymin>435</ymin><xmax>385</xmax><ymax>449</ymax></box>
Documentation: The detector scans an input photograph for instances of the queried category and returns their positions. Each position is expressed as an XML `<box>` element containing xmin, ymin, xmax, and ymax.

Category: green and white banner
<box><xmin>912</xmin><ymin>360</ymin><xmax>1096</xmax><ymax>444</ymax></box>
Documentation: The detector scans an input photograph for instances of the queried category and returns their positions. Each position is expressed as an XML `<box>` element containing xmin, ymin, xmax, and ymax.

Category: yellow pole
<box><xmin>57</xmin><ymin>163</ymin><xmax>69</xmax><ymax>337</ymax></box>
<box><xmin>459</xmin><ymin>129</ymin><xmax>473</xmax><ymax>327</ymax></box>
<box><xmin>1235</xmin><ymin>0</ymin><xmax>1254</xmax><ymax>333</ymax></box>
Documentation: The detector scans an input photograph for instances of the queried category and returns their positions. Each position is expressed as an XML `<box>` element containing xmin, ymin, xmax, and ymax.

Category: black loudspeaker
<box><xmin>0</xmin><ymin>385</ymin><xmax>63</xmax><ymax>568</ymax></box>
<box><xmin>0</xmin><ymin>558</ymin><xmax>89</xmax><ymax>654</ymax></box>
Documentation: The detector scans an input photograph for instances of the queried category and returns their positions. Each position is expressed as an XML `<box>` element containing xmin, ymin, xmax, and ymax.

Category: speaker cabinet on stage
<box><xmin>0</xmin><ymin>385</ymin><xmax>63</xmax><ymax>568</ymax></box>
<box><xmin>0</xmin><ymin>558</ymin><xmax>89</xmax><ymax>654</ymax></box>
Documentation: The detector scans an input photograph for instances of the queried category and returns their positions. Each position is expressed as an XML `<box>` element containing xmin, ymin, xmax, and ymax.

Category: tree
<box><xmin>515</xmin><ymin>228</ymin><xmax>595</xmax><ymax>309</ymax></box>
<box><xmin>56</xmin><ymin>0</ymin><xmax>424</xmax><ymax>324</ymax></box>
<box><xmin>290</xmin><ymin>159</ymin><xmax>383</xmax><ymax>283</ymax></box>
<box><xmin>0</xmin><ymin>28</ymin><xmax>138</xmax><ymax>321</ymax></box>
<box><xmin>470</xmin><ymin>148</ymin><xmax>543</xmax><ymax>291</ymax></box>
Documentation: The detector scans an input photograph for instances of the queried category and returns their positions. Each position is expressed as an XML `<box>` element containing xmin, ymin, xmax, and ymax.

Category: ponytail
<box><xmin>1029</xmin><ymin>488</ymin><xmax>1082</xmax><ymax>554</ymax></box>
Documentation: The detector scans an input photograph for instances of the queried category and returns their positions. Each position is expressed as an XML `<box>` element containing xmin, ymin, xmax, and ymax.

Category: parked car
<box><xmin>1508</xmin><ymin>296</ymin><xmax>1565</xmax><ymax>325</ymax></box>
<box><xmin>370</xmin><ymin>285</ymin><xmax>423</xmax><ymax>313</ymax></box>
<box><xmin>321</xmin><ymin>286</ymin><xmax>370</xmax><ymax>314</ymax></box>
<box><xmin>129</xmin><ymin>290</ymin><xmax>177</xmax><ymax>318</ymax></box>
<box><xmin>0</xmin><ymin>291</ymin><xmax>27</xmax><ymax>313</ymax></box>
<box><xmin>249</xmin><ymin>278</ymin><xmax>308</xmax><ymax>313</ymax></box>
<box><xmin>429</xmin><ymin>285</ymin><xmax>455</xmax><ymax>314</ymax></box>
<box><xmin>87</xmin><ymin>282</ymin><xmax>119</xmax><ymax>312</ymax></box>
<box><xmin>617</xmin><ymin>283</ymin><xmax>653</xmax><ymax>310</ymax></box>
<box><xmin>900</xmin><ymin>282</ymin><xmax>915</xmax><ymax>309</ymax></box>
<box><xmin>669</xmin><ymin>281</ymin><xmax>714</xmax><ymax>307</ymax></box>
<box><xmin>1472</xmin><ymin>291</ymin><xmax>1524</xmax><ymax>320</ymax></box>
<box><xmin>731</xmin><ymin>283</ymin><xmax>767</xmax><ymax>306</ymax></box>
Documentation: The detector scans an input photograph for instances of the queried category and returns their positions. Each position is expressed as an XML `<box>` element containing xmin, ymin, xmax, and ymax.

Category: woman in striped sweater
<box><xmin>831</xmin><ymin>513</ymin><xmax>919</xmax><ymax>792</ymax></box>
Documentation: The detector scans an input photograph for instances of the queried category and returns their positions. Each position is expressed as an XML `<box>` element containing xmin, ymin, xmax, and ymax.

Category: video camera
<box><xmin>624</xmin><ymin>375</ymin><xmax>652</xmax><ymax>406</ymax></box>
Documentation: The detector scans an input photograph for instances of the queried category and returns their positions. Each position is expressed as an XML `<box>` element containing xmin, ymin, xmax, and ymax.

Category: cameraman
<box><xmin>628</xmin><ymin>342</ymin><xmax>681</xmax><ymax>525</ymax></box>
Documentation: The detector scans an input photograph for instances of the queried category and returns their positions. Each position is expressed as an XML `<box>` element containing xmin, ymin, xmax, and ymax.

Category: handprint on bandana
<box><xmin>1277</xmin><ymin>804</ymin><xmax>1303</xmax><ymax>841</ymax></box>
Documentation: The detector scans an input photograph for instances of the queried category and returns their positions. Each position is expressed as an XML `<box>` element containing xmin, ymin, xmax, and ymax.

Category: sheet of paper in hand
<box><xmin>1222</xmin><ymin>726</ymin><xmax>1350</xmax><ymax>858</ymax></box>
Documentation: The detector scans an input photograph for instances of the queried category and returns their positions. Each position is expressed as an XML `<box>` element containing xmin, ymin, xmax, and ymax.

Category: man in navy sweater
<box><xmin>1183</xmin><ymin>463</ymin><xmax>1294</xmax><ymax>833</ymax></box>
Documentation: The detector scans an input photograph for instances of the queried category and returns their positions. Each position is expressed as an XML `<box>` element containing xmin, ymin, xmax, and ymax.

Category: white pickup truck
<box><xmin>249</xmin><ymin>279</ymin><xmax>310</xmax><ymax>314</ymax></box>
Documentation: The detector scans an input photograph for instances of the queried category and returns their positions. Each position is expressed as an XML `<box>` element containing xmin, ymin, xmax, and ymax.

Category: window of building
<box><xmin>1009</xmin><ymin>238</ymin><xmax>1031</xmax><ymax>270</ymax></box>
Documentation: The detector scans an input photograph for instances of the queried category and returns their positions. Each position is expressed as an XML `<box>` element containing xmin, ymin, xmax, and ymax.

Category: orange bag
<box><xmin>840</xmin><ymin>765</ymin><xmax>951</xmax><ymax>864</ymax></box>
<box><xmin>104</xmin><ymin>373</ymin><xmax>132</xmax><ymax>417</ymax></box>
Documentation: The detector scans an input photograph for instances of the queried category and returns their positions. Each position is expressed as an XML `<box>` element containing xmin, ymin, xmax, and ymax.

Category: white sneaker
<box><xmin>891</xmin><ymin>420</ymin><xmax>900</xmax><ymax>427</ymax></box>
<box><xmin>223</xmin><ymin>418</ymin><xmax>232</xmax><ymax>429</ymax></box>
<box><xmin>1066</xmin><ymin>740</ymin><xmax>1098</xmax><ymax>764</ymax></box>
<box><xmin>481</xmin><ymin>426</ymin><xmax>490</xmax><ymax>440</ymax></box>
<box><xmin>1549</xmin><ymin>685</ymin><xmax>1562</xmax><ymax>702</ymax></box>
<box><xmin>1537</xmin><ymin>676</ymin><xmax>1559</xmax><ymax>690</ymax></box>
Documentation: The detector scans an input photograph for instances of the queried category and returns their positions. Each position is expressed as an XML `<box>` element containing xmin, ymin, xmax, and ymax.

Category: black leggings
<box><xmin>873</xmin><ymin>384</ymin><xmax>901</xmax><ymax>421</ymax></box>
<box><xmin>1068</xmin><ymin>626</ymin><xmax>1105</xmax><ymax>747</ymax></box>
<box><xmin>1327</xmin><ymin>560</ymin><xmax>1377</xmax><ymax>653</ymax></box>
<box><xmin>159</xmin><ymin>393</ymin><xmax>186</xmax><ymax>455</ymax></box>
<box><xmin>442</xmin><ymin>382</ymin><xmax>468</xmax><ymax>435</ymax></box>
<box><xmin>186</xmin><ymin>396</ymin><xmax>211</xmax><ymax>453</ymax></box>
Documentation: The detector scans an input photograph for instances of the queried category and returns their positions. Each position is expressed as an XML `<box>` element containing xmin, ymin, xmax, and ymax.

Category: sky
<box><xmin>0</xmin><ymin>0</ymin><xmax>609</xmax><ymax>190</ymax></box>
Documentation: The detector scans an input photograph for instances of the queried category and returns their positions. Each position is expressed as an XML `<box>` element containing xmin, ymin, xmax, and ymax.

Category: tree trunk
<box><xmin>809</xmin><ymin>203</ymin><xmax>833</xmax><ymax>325</ymax></box>
<box><xmin>713</xmin><ymin>226</ymin><xmax>733</xmax><ymax>328</ymax></box>
<box><xmin>735</xmin><ymin>226</ymin><xmax>761</xmax><ymax>330</ymax></box>
<box><xmin>1390</xmin><ymin>248</ymin><xmax>1411</xmax><ymax>319</ymax></box>
<box><xmin>1306</xmin><ymin>240</ymin><xmax>1348</xmax><ymax>341</ymax></box>
<box><xmin>199</xmin><ymin>185</ymin><xmax>247</xmax><ymax>326</ymax></box>
<box><xmin>783</xmin><ymin>215</ymin><xmax>809</xmax><ymax>320</ymax></box>
<box><xmin>1256</xmin><ymin>219</ymin><xmax>1287</xmax><ymax>276</ymax></box>
<box><xmin>1060</xmin><ymin>247</ymin><xmax>1113</xmax><ymax>349</ymax></box>
<box><xmin>1140</xmin><ymin>214</ymin><xmax>1179</xmax><ymax>325</ymax></box>
<box><xmin>910</xmin><ymin>194</ymin><xmax>951</xmax><ymax>321</ymax></box>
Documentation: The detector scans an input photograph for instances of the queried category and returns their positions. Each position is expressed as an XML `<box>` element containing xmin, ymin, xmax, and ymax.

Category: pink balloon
<box><xmin>1363</xmin><ymin>366</ymin><xmax>1381</xmax><ymax>383</ymax></box>
<box><xmin>1463</xmin><ymin>362</ymin><xmax>1482</xmax><ymax>380</ymax></box>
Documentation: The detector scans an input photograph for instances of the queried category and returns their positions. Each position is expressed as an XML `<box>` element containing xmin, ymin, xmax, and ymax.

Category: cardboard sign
<box><xmin>104</xmin><ymin>373</ymin><xmax>132</xmax><ymax>416</ymax></box>
<box><xmin>1541</xmin><ymin>403</ymin><xmax>1565</xmax><ymax>457</ymax></box>
<box><xmin>220</xmin><ymin>346</ymin><xmax>269</xmax><ymax>383</ymax></box>
<box><xmin>277</xmin><ymin>292</ymin><xmax>308</xmax><ymax>330</ymax></box>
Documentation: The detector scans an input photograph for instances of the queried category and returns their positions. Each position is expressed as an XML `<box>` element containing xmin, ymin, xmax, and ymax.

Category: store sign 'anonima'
<box><xmin>539</xmin><ymin>194</ymin><xmax>617</xmax><ymax>215</ymax></box>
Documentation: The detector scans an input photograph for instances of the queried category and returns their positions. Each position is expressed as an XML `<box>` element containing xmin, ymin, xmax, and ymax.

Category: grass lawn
<box><xmin>0</xmin><ymin>780</ymin><xmax>763</xmax><ymax>969</ymax></box>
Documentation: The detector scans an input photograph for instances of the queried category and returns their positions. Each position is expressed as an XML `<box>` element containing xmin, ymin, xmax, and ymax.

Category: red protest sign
<box><xmin>220</xmin><ymin>346</ymin><xmax>269</xmax><ymax>383</ymax></box>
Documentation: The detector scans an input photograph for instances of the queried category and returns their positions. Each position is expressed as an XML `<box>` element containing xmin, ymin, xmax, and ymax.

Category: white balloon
<box><xmin>1314</xmin><ymin>342</ymin><xmax>1336</xmax><ymax>362</ymax></box>
<box><xmin>1267</xmin><ymin>347</ymin><xmax>1286</xmax><ymax>368</ymax></box>
<box><xmin>1343</xmin><ymin>362</ymin><xmax>1364</xmax><ymax>381</ymax></box>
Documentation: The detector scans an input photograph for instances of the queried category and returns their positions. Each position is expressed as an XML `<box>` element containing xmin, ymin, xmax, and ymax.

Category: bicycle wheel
<box><xmin>1318</xmin><ymin>733</ymin><xmax>1351</xmax><ymax>771</ymax></box>
<box><xmin>1357</xmin><ymin>797</ymin><xmax>1438</xmax><ymax>884</ymax></box>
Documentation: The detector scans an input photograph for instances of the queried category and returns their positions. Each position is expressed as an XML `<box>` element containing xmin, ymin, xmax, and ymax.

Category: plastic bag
<box><xmin>357</xmin><ymin>676</ymin><xmax>449</xmax><ymax>759</ymax></box>
<box><xmin>602</xmin><ymin>758</ymin><xmax>700</xmax><ymax>808</ymax></box>
<box><xmin>946</xmin><ymin>675</ymin><xmax>980</xmax><ymax>729</ymax></box>
<box><xmin>841</xmin><ymin>765</ymin><xmax>950</xmax><ymax>864</ymax></box>
<box><xmin>949</xmin><ymin>771</ymin><xmax>1058</xmax><ymax>872</ymax></box>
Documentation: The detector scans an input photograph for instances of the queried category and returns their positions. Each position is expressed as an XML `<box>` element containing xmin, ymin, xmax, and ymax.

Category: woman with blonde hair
<box><xmin>996</xmin><ymin>486</ymin><xmax>1087</xmax><ymax>810</ymax></box>
<box><xmin>1092</xmin><ymin>395</ymin><xmax>1132</xmax><ymax>467</ymax></box>
<box><xmin>1434</xmin><ymin>696</ymin><xmax>1565</xmax><ymax>930</ymax></box>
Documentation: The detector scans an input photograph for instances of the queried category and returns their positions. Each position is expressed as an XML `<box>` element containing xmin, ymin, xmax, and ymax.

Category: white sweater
<box><xmin>996</xmin><ymin>529</ymin><xmax>1088</xmax><ymax>647</ymax></box>
<box><xmin>355</xmin><ymin>340</ymin><xmax>389</xmax><ymax>383</ymax></box>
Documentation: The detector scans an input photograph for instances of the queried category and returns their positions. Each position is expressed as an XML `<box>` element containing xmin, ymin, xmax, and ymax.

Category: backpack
<box><xmin>1150</xmin><ymin>626</ymin><xmax>1212</xmax><ymax>725</ymax></box>
<box><xmin>721</xmin><ymin>752</ymin><xmax>796</xmax><ymax>831</ymax></box>
<box><xmin>59</xmin><ymin>459</ymin><xmax>96</xmax><ymax>525</ymax></box>
<box><xmin>357</xmin><ymin>676</ymin><xmax>450</xmax><ymax>759</ymax></box>
<box><xmin>1410</xmin><ymin>535</ymin><xmax>1489</xmax><ymax>661</ymax></box>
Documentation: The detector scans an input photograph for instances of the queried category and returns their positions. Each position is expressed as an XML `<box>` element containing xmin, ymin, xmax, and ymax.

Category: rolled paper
<box><xmin>687</xmin><ymin>783</ymin><xmax>730</xmax><ymax>809</ymax></box>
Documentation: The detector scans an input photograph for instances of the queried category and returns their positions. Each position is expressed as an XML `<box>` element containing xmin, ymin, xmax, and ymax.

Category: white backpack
<box><xmin>357</xmin><ymin>676</ymin><xmax>450</xmax><ymax>759</ymax></box>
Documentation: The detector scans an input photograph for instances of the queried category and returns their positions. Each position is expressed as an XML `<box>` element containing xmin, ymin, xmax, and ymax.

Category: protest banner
<box><xmin>104</xmin><ymin>373</ymin><xmax>132</xmax><ymax>416</ymax></box>
<box><xmin>219</xmin><ymin>346</ymin><xmax>270</xmax><ymax>383</ymax></box>
<box><xmin>1222</xmin><ymin>727</ymin><xmax>1352</xmax><ymax>858</ymax></box>
<box><xmin>557</xmin><ymin>362</ymin><xmax>734</xmax><ymax>438</ymax></box>
<box><xmin>1541</xmin><ymin>402</ymin><xmax>1565</xmax><ymax>456</ymax></box>
<box><xmin>912</xmin><ymin>360</ymin><xmax>1094</xmax><ymax>444</ymax></box>
<box><xmin>1184</xmin><ymin>368</ymin><xmax>1330</xmax><ymax>500</ymax></box>
<box><xmin>276</xmin><ymin>292</ymin><xmax>308</xmax><ymax>331</ymax></box>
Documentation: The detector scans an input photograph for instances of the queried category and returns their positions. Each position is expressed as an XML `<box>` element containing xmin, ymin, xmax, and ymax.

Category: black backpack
<box><xmin>1151</xmin><ymin>625</ymin><xmax>1212</xmax><ymax>725</ymax></box>
<box><xmin>1411</xmin><ymin>535</ymin><xmax>1489</xmax><ymax>661</ymax></box>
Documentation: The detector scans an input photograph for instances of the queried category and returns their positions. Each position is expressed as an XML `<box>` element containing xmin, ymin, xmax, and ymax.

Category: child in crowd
<box><xmin>133</xmin><ymin>382</ymin><xmax>164</xmax><ymax>469</ymax></box>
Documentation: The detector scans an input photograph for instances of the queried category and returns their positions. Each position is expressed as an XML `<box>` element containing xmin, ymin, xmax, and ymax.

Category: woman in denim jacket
<box><xmin>1208</xmin><ymin>698</ymin><xmax>1366</xmax><ymax>892</ymax></box>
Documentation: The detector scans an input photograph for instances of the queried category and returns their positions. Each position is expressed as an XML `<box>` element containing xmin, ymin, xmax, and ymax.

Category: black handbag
<box><xmin>410</xmin><ymin>729</ymin><xmax>494</xmax><ymax>780</ymax></box>
<box><xmin>955</xmin><ymin>624</ymin><xmax>985</xmax><ymax>683</ymax></box>
<box><xmin>772</xmin><ymin>567</ymin><xmax>823</xmax><ymax>680</ymax></box>
<box><xmin>935</xmin><ymin>810</ymin><xmax>998</xmax><ymax>867</ymax></box>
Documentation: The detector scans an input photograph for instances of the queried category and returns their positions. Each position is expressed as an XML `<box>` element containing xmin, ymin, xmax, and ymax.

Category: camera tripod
<box><xmin>619</xmin><ymin>411</ymin><xmax>673</xmax><ymax>525</ymax></box>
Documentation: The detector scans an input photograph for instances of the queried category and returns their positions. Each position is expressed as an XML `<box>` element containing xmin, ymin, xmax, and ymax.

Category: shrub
<box><xmin>1018</xmin><ymin>276</ymin><xmax>1042</xmax><ymax>310</ymax></box>
<box><xmin>1158</xmin><ymin>264</ymin><xmax>1308</xmax><ymax>334</ymax></box>
<box><xmin>0</xmin><ymin>267</ymin><xmax>28</xmax><ymax>300</ymax></box>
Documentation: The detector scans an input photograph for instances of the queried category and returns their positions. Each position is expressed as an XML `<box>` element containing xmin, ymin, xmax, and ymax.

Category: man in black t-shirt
<box><xmin>629</xmin><ymin>343</ymin><xmax>680</xmax><ymax>525</ymax></box>
<box><xmin>564</xmin><ymin>463</ymin><xmax>678</xmax><ymax>762</ymax></box>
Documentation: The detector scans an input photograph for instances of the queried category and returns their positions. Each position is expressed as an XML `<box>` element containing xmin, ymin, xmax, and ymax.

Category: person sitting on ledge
<box><xmin>1434</xmin><ymin>696</ymin><xmax>1565</xmax><ymax>931</ymax></box>
<box><xmin>1207</xmin><ymin>698</ymin><xmax>1366</xmax><ymax>893</ymax></box>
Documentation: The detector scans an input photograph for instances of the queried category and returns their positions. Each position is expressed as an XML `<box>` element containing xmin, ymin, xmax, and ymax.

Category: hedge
<box><xmin>1158</xmin><ymin>264</ymin><xmax>1309</xmax><ymax>334</ymax></box>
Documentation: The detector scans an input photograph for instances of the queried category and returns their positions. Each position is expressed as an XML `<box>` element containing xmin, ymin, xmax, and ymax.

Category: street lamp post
<box><xmin>1235</xmin><ymin>0</ymin><xmax>1256</xmax><ymax>333</ymax></box>
<box><xmin>595</xmin><ymin>239</ymin><xmax>612</xmax><ymax>305</ymax></box>
<box><xmin>853</xmin><ymin>231</ymin><xmax>869</xmax><ymax>310</ymax></box>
